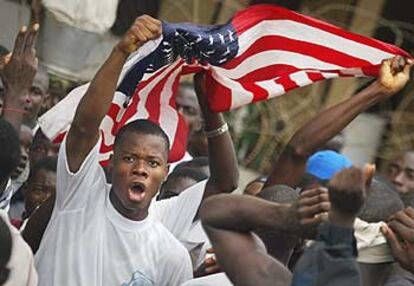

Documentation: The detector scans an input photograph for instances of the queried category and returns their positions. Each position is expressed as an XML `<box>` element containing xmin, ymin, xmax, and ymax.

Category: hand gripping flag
<box><xmin>39</xmin><ymin>4</ymin><xmax>411</xmax><ymax>165</ymax></box>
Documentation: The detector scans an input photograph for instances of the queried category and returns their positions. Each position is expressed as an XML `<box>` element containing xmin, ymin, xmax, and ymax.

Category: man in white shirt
<box><xmin>35</xmin><ymin>16</ymin><xmax>193</xmax><ymax>286</ymax></box>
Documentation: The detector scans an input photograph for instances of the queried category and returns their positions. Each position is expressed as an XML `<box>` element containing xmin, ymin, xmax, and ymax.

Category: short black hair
<box><xmin>0</xmin><ymin>119</ymin><xmax>21</xmax><ymax>184</ymax></box>
<box><xmin>255</xmin><ymin>185</ymin><xmax>300</xmax><ymax>264</ymax></box>
<box><xmin>28</xmin><ymin>156</ymin><xmax>58</xmax><ymax>181</ymax></box>
<box><xmin>358</xmin><ymin>175</ymin><xmax>404</xmax><ymax>222</ymax></box>
<box><xmin>159</xmin><ymin>167</ymin><xmax>208</xmax><ymax>199</ymax></box>
<box><xmin>114</xmin><ymin>119</ymin><xmax>170</xmax><ymax>154</ymax></box>
<box><xmin>174</xmin><ymin>156</ymin><xmax>209</xmax><ymax>177</ymax></box>
<box><xmin>297</xmin><ymin>173</ymin><xmax>329</xmax><ymax>190</ymax></box>
<box><xmin>258</xmin><ymin>185</ymin><xmax>299</xmax><ymax>203</ymax></box>
<box><xmin>166</xmin><ymin>167</ymin><xmax>208</xmax><ymax>185</ymax></box>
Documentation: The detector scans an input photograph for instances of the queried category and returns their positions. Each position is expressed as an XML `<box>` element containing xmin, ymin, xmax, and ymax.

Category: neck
<box><xmin>109</xmin><ymin>189</ymin><xmax>148</xmax><ymax>221</ymax></box>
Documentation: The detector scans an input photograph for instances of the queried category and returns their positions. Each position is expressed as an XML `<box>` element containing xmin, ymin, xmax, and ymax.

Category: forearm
<box><xmin>289</xmin><ymin>82</ymin><xmax>385</xmax><ymax>157</ymax></box>
<box><xmin>200</xmin><ymin>194</ymin><xmax>291</xmax><ymax>234</ymax></box>
<box><xmin>2</xmin><ymin>90</ymin><xmax>27</xmax><ymax>132</ymax></box>
<box><xmin>70</xmin><ymin>46</ymin><xmax>128</xmax><ymax>135</ymax></box>
<box><xmin>204</xmin><ymin>110</ymin><xmax>239</xmax><ymax>193</ymax></box>
<box><xmin>265</xmin><ymin>82</ymin><xmax>385</xmax><ymax>188</ymax></box>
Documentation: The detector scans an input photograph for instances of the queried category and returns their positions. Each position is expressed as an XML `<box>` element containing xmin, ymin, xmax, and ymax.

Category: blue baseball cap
<box><xmin>306</xmin><ymin>150</ymin><xmax>353</xmax><ymax>180</ymax></box>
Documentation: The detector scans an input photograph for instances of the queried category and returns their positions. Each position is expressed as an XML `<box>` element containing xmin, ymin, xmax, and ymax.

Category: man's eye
<box><xmin>148</xmin><ymin>160</ymin><xmax>160</xmax><ymax>168</ymax></box>
<box><xmin>123</xmin><ymin>156</ymin><xmax>135</xmax><ymax>163</ymax></box>
<box><xmin>406</xmin><ymin>171</ymin><xmax>414</xmax><ymax>180</ymax></box>
<box><xmin>388</xmin><ymin>165</ymin><xmax>400</xmax><ymax>176</ymax></box>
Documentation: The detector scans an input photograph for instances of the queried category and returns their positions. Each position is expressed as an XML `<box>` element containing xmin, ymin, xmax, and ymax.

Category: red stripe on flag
<box><xmin>52</xmin><ymin>131</ymin><xmax>66</xmax><ymax>144</ymax></box>
<box><xmin>238</xmin><ymin>81</ymin><xmax>269</xmax><ymax>102</ymax></box>
<box><xmin>169</xmin><ymin>112</ymin><xmax>188</xmax><ymax>162</ymax></box>
<box><xmin>232</xmin><ymin>5</ymin><xmax>411</xmax><ymax>58</ymax></box>
<box><xmin>237</xmin><ymin>64</ymin><xmax>299</xmax><ymax>82</ymax></box>
<box><xmin>107</xmin><ymin>103</ymin><xmax>122</xmax><ymax>136</ymax></box>
<box><xmin>206</xmin><ymin>71</ymin><xmax>233</xmax><ymax>112</ymax></box>
<box><xmin>117</xmin><ymin>85</ymin><xmax>142</xmax><ymax>130</ymax></box>
<box><xmin>306</xmin><ymin>71</ymin><xmax>327</xmax><ymax>82</ymax></box>
<box><xmin>221</xmin><ymin>35</ymin><xmax>373</xmax><ymax>71</ymax></box>
<box><xmin>273</xmin><ymin>76</ymin><xmax>300</xmax><ymax>95</ymax></box>
<box><xmin>146</xmin><ymin>63</ymin><xmax>183</xmax><ymax>123</ymax></box>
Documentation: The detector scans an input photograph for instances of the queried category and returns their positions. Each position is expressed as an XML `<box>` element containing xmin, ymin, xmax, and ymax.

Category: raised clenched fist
<box><xmin>117</xmin><ymin>15</ymin><xmax>162</xmax><ymax>55</ymax></box>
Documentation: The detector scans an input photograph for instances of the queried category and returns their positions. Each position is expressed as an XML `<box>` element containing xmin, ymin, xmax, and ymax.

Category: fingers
<box><xmin>11</xmin><ymin>24</ymin><xmax>39</xmax><ymax>61</ymax></box>
<box><xmin>298</xmin><ymin>203</ymin><xmax>330</xmax><ymax>220</ymax></box>
<box><xmin>363</xmin><ymin>164</ymin><xmax>375</xmax><ymax>188</ymax></box>
<box><xmin>297</xmin><ymin>187</ymin><xmax>330</xmax><ymax>225</ymax></box>
<box><xmin>12</xmin><ymin>26</ymin><xmax>27</xmax><ymax>58</ymax></box>
<box><xmin>405</xmin><ymin>207</ymin><xmax>414</xmax><ymax>220</ymax></box>
<box><xmin>382</xmin><ymin>224</ymin><xmax>405</xmax><ymax>256</ymax></box>
<box><xmin>390</xmin><ymin>56</ymin><xmax>406</xmax><ymax>74</ymax></box>
<box><xmin>298</xmin><ymin>192</ymin><xmax>329</xmax><ymax>207</ymax></box>
<box><xmin>388</xmin><ymin>220</ymin><xmax>414</xmax><ymax>243</ymax></box>
<box><xmin>119</xmin><ymin>15</ymin><xmax>162</xmax><ymax>54</ymax></box>
<box><xmin>300</xmin><ymin>187</ymin><xmax>328</xmax><ymax>199</ymax></box>
<box><xmin>391</xmin><ymin>210</ymin><xmax>414</xmax><ymax>229</ymax></box>
<box><xmin>300</xmin><ymin>212</ymin><xmax>328</xmax><ymax>225</ymax></box>
<box><xmin>131</xmin><ymin>15</ymin><xmax>162</xmax><ymax>43</ymax></box>
<box><xmin>23</xmin><ymin>23</ymin><xmax>40</xmax><ymax>55</ymax></box>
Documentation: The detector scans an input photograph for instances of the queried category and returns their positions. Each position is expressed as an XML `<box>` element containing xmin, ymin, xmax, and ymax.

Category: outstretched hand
<box><xmin>117</xmin><ymin>15</ymin><xmax>162</xmax><ymax>55</ymax></box>
<box><xmin>1</xmin><ymin>24</ymin><xmax>39</xmax><ymax>102</ymax></box>
<box><xmin>290</xmin><ymin>187</ymin><xmax>330</xmax><ymax>238</ymax></box>
<box><xmin>378</xmin><ymin>55</ymin><xmax>412</xmax><ymax>95</ymax></box>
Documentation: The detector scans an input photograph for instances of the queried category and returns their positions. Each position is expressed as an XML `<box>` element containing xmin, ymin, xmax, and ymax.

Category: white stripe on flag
<box><xmin>214</xmin><ymin>50</ymin><xmax>343</xmax><ymax>79</ymax></box>
<box><xmin>209</xmin><ymin>68</ymin><xmax>254</xmax><ymax>110</ymax></box>
<box><xmin>237</xmin><ymin>20</ymin><xmax>395</xmax><ymax>64</ymax></box>
<box><xmin>158</xmin><ymin>63</ymin><xmax>185</xmax><ymax>148</ymax></box>
<box><xmin>256</xmin><ymin>79</ymin><xmax>286</xmax><ymax>99</ymax></box>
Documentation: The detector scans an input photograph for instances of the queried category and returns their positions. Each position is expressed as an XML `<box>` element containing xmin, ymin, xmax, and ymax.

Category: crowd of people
<box><xmin>0</xmin><ymin>10</ymin><xmax>414</xmax><ymax>286</ymax></box>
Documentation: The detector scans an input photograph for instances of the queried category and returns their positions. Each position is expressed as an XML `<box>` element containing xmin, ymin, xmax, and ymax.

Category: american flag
<box><xmin>39</xmin><ymin>4</ymin><xmax>411</xmax><ymax>165</ymax></box>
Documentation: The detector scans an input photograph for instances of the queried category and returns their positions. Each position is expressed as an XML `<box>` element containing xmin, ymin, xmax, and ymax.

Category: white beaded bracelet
<box><xmin>204</xmin><ymin>123</ymin><xmax>229</xmax><ymax>138</ymax></box>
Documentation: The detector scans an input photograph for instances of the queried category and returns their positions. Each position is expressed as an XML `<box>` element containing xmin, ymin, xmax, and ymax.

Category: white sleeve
<box><xmin>149</xmin><ymin>180</ymin><xmax>207</xmax><ymax>240</ymax></box>
<box><xmin>55</xmin><ymin>136</ymin><xmax>106</xmax><ymax>211</ymax></box>
<box><xmin>160</xmin><ymin>246</ymin><xmax>193</xmax><ymax>286</ymax></box>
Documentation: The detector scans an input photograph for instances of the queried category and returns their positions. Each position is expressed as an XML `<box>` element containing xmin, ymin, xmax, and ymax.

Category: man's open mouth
<box><xmin>128</xmin><ymin>182</ymin><xmax>147</xmax><ymax>203</ymax></box>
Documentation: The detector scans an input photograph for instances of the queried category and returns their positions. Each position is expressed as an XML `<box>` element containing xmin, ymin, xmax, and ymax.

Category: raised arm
<box><xmin>1</xmin><ymin>25</ymin><xmax>38</xmax><ymax>132</ymax></box>
<box><xmin>200</xmin><ymin>188</ymin><xmax>329</xmax><ymax>286</ymax></box>
<box><xmin>264</xmin><ymin>56</ymin><xmax>412</xmax><ymax>188</ymax></box>
<box><xmin>66</xmin><ymin>16</ymin><xmax>162</xmax><ymax>172</ymax></box>
<box><xmin>193</xmin><ymin>73</ymin><xmax>239</xmax><ymax>198</ymax></box>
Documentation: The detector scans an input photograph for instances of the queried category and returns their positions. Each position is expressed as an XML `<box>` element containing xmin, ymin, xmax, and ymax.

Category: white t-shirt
<box><xmin>149</xmin><ymin>180</ymin><xmax>207</xmax><ymax>242</ymax></box>
<box><xmin>181</xmin><ymin>273</ymin><xmax>233</xmax><ymax>286</ymax></box>
<box><xmin>35</xmin><ymin>138</ymin><xmax>192</xmax><ymax>286</ymax></box>
<box><xmin>0</xmin><ymin>209</ymin><xmax>38</xmax><ymax>286</ymax></box>
<box><xmin>181</xmin><ymin>220</ymin><xmax>211</xmax><ymax>269</ymax></box>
